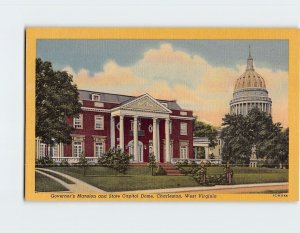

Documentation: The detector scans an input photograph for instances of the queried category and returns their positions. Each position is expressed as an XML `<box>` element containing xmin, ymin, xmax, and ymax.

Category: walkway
<box><xmin>36</xmin><ymin>168</ymin><xmax>106</xmax><ymax>193</ymax></box>
<box><xmin>123</xmin><ymin>182</ymin><xmax>288</xmax><ymax>194</ymax></box>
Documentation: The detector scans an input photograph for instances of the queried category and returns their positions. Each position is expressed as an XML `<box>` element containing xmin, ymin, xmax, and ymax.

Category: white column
<box><xmin>133</xmin><ymin>116</ymin><xmax>138</xmax><ymax>162</ymax></box>
<box><xmin>246</xmin><ymin>102</ymin><xmax>248</xmax><ymax>115</ymax></box>
<box><xmin>165</xmin><ymin>118</ymin><xmax>170</xmax><ymax>163</ymax></box>
<box><xmin>235</xmin><ymin>105</ymin><xmax>238</xmax><ymax>114</ymax></box>
<box><xmin>157</xmin><ymin>119</ymin><xmax>160</xmax><ymax>162</ymax></box>
<box><xmin>60</xmin><ymin>142</ymin><xmax>64</xmax><ymax>157</ymax></box>
<box><xmin>153</xmin><ymin>118</ymin><xmax>158</xmax><ymax>161</ymax></box>
<box><xmin>110</xmin><ymin>116</ymin><xmax>115</xmax><ymax>148</ymax></box>
<box><xmin>36</xmin><ymin>138</ymin><xmax>39</xmax><ymax>159</ymax></box>
<box><xmin>119</xmin><ymin>115</ymin><xmax>124</xmax><ymax>151</ymax></box>
<box><xmin>270</xmin><ymin>104</ymin><xmax>272</xmax><ymax>115</ymax></box>
<box><xmin>205</xmin><ymin>146</ymin><xmax>209</xmax><ymax>160</ymax></box>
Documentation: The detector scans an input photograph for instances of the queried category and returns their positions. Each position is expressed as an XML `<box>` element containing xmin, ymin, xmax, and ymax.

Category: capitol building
<box><xmin>230</xmin><ymin>47</ymin><xmax>272</xmax><ymax>116</ymax></box>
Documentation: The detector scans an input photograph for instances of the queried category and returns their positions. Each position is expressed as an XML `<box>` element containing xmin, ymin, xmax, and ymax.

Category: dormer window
<box><xmin>92</xmin><ymin>94</ymin><xmax>100</xmax><ymax>101</ymax></box>
<box><xmin>161</xmin><ymin>103</ymin><xmax>168</xmax><ymax>108</ymax></box>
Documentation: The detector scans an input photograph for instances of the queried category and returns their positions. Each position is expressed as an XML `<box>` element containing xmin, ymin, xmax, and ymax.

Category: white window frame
<box><xmin>50</xmin><ymin>144</ymin><xmax>59</xmax><ymax>157</ymax></box>
<box><xmin>180</xmin><ymin>145</ymin><xmax>188</xmax><ymax>159</ymax></box>
<box><xmin>73</xmin><ymin>141</ymin><xmax>83</xmax><ymax>157</ymax></box>
<box><xmin>95</xmin><ymin>115</ymin><xmax>104</xmax><ymax>130</ymax></box>
<box><xmin>73</xmin><ymin>114</ymin><xmax>83</xmax><ymax>129</ymax></box>
<box><xmin>95</xmin><ymin>142</ymin><xmax>104</xmax><ymax>157</ymax></box>
<box><xmin>180</xmin><ymin>122</ymin><xmax>187</xmax><ymax>135</ymax></box>
<box><xmin>92</xmin><ymin>94</ymin><xmax>100</xmax><ymax>101</ymax></box>
<box><xmin>39</xmin><ymin>143</ymin><xmax>46</xmax><ymax>157</ymax></box>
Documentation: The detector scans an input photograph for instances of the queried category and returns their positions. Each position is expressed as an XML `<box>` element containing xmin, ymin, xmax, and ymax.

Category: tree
<box><xmin>36</xmin><ymin>58</ymin><xmax>82</xmax><ymax>151</ymax></box>
<box><xmin>220</xmin><ymin>107</ymin><xmax>288</xmax><ymax>167</ymax></box>
<box><xmin>193</xmin><ymin>117</ymin><xmax>218</xmax><ymax>148</ymax></box>
<box><xmin>148</xmin><ymin>153</ymin><xmax>157</xmax><ymax>176</ymax></box>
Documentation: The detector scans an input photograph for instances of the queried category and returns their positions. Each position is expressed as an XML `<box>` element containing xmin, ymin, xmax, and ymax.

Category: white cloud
<box><xmin>64</xmin><ymin>43</ymin><xmax>288</xmax><ymax>127</ymax></box>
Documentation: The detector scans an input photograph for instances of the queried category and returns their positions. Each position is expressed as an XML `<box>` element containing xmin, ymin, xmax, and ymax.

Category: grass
<box><xmin>35</xmin><ymin>172</ymin><xmax>68</xmax><ymax>192</ymax></box>
<box><xmin>48</xmin><ymin>166</ymin><xmax>288</xmax><ymax>192</ymax></box>
<box><xmin>207</xmin><ymin>166</ymin><xmax>288</xmax><ymax>184</ymax></box>
<box><xmin>50</xmin><ymin>166</ymin><xmax>198</xmax><ymax>192</ymax></box>
<box><xmin>40</xmin><ymin>170</ymin><xmax>75</xmax><ymax>184</ymax></box>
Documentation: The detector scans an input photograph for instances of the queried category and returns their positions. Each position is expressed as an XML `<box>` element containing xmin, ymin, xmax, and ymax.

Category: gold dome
<box><xmin>234</xmin><ymin>47</ymin><xmax>266</xmax><ymax>91</ymax></box>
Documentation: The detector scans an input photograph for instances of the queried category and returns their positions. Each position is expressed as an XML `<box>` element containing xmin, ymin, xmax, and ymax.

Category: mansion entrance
<box><xmin>128</xmin><ymin>140</ymin><xmax>143</xmax><ymax>162</ymax></box>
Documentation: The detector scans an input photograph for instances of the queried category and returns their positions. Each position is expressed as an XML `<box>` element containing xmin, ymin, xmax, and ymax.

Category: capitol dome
<box><xmin>230</xmin><ymin>47</ymin><xmax>272</xmax><ymax>116</ymax></box>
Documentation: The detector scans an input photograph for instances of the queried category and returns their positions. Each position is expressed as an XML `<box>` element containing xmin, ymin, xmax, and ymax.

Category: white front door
<box><xmin>128</xmin><ymin>140</ymin><xmax>143</xmax><ymax>162</ymax></box>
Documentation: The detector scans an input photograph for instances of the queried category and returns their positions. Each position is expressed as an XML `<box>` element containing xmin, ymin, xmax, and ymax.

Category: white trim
<box><xmin>91</xmin><ymin>94</ymin><xmax>101</xmax><ymax>101</ymax></box>
<box><xmin>73</xmin><ymin>114</ymin><xmax>83</xmax><ymax>129</ymax></box>
<box><xmin>111</xmin><ymin>93</ymin><xmax>172</xmax><ymax>114</ymax></box>
<box><xmin>180</xmin><ymin>122</ymin><xmax>188</xmax><ymax>135</ymax></box>
<box><xmin>94</xmin><ymin>115</ymin><xmax>104</xmax><ymax>130</ymax></box>
<box><xmin>81</xmin><ymin>107</ymin><xmax>110</xmax><ymax>113</ymax></box>
<box><xmin>170</xmin><ymin>115</ymin><xmax>194</xmax><ymax>120</ymax></box>
<box><xmin>111</xmin><ymin>109</ymin><xmax>170</xmax><ymax>119</ymax></box>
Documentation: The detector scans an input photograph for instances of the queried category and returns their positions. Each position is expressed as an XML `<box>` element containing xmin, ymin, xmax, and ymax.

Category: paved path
<box><xmin>123</xmin><ymin>182</ymin><xmax>288</xmax><ymax>194</ymax></box>
<box><xmin>36</xmin><ymin>168</ymin><xmax>106</xmax><ymax>193</ymax></box>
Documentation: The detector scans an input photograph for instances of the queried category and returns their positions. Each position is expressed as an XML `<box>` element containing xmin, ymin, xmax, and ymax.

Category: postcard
<box><xmin>25</xmin><ymin>28</ymin><xmax>299</xmax><ymax>201</ymax></box>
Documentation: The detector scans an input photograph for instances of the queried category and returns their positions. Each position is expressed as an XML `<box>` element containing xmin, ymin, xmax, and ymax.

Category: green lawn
<box><xmin>48</xmin><ymin>166</ymin><xmax>288</xmax><ymax>192</ymax></box>
<box><xmin>50</xmin><ymin>166</ymin><xmax>199</xmax><ymax>191</ymax></box>
<box><xmin>207</xmin><ymin>167</ymin><xmax>288</xmax><ymax>184</ymax></box>
<box><xmin>35</xmin><ymin>172</ymin><xmax>69</xmax><ymax>192</ymax></box>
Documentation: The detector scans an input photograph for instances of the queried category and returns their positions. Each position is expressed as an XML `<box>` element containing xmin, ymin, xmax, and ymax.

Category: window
<box><xmin>95</xmin><ymin>115</ymin><xmax>104</xmax><ymax>130</ymax></box>
<box><xmin>180</xmin><ymin>111</ymin><xmax>187</xmax><ymax>116</ymax></box>
<box><xmin>180</xmin><ymin>145</ymin><xmax>188</xmax><ymax>159</ymax></box>
<box><xmin>74</xmin><ymin>114</ymin><xmax>83</xmax><ymax>129</ymax></box>
<box><xmin>180</xmin><ymin>122</ymin><xmax>187</xmax><ymax>135</ymax></box>
<box><xmin>39</xmin><ymin>143</ymin><xmax>46</xmax><ymax>157</ymax></box>
<box><xmin>73</xmin><ymin>141</ymin><xmax>83</xmax><ymax>157</ymax></box>
<box><xmin>95</xmin><ymin>142</ymin><xmax>104</xmax><ymax>157</ymax></box>
<box><xmin>92</xmin><ymin>94</ymin><xmax>100</xmax><ymax>101</ymax></box>
<box><xmin>161</xmin><ymin>103</ymin><xmax>168</xmax><ymax>108</ymax></box>
<box><xmin>50</xmin><ymin>144</ymin><xmax>59</xmax><ymax>157</ymax></box>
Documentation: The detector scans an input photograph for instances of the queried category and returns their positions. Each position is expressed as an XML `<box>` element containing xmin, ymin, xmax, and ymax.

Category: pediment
<box><xmin>120</xmin><ymin>94</ymin><xmax>171</xmax><ymax>113</ymax></box>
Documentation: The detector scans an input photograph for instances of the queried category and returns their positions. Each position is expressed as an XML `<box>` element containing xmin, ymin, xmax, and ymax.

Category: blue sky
<box><xmin>36</xmin><ymin>39</ymin><xmax>288</xmax><ymax>126</ymax></box>
<box><xmin>37</xmin><ymin>39</ymin><xmax>288</xmax><ymax>74</ymax></box>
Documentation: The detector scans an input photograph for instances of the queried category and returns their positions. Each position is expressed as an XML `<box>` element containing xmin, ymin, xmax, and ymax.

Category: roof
<box><xmin>78</xmin><ymin>89</ymin><xmax>183</xmax><ymax>110</ymax></box>
<box><xmin>234</xmin><ymin>50</ymin><xmax>266</xmax><ymax>92</ymax></box>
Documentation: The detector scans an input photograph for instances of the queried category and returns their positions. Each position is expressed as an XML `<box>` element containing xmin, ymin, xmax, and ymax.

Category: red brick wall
<box><xmin>64</xmin><ymin>106</ymin><xmax>194</xmax><ymax>161</ymax></box>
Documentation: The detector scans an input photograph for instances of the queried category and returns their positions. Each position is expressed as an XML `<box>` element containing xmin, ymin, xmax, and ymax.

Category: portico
<box><xmin>110</xmin><ymin>94</ymin><xmax>172</xmax><ymax>163</ymax></box>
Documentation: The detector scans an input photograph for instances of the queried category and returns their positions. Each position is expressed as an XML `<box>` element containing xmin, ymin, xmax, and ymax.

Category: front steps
<box><xmin>159</xmin><ymin>163</ymin><xmax>183</xmax><ymax>176</ymax></box>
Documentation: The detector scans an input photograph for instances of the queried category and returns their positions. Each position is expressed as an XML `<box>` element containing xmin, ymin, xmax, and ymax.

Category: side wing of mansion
<box><xmin>35</xmin><ymin>90</ymin><xmax>196</xmax><ymax>163</ymax></box>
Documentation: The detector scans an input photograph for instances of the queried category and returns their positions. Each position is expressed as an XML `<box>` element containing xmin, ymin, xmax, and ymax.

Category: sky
<box><xmin>37</xmin><ymin>39</ymin><xmax>288</xmax><ymax>127</ymax></box>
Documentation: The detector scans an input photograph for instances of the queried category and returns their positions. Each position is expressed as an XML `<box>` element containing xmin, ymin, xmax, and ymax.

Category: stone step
<box><xmin>159</xmin><ymin>163</ymin><xmax>183</xmax><ymax>176</ymax></box>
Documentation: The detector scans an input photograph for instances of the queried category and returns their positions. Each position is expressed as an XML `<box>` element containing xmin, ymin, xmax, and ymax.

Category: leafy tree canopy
<box><xmin>220</xmin><ymin>108</ymin><xmax>288</xmax><ymax>166</ymax></box>
<box><xmin>193</xmin><ymin>117</ymin><xmax>218</xmax><ymax>148</ymax></box>
<box><xmin>36</xmin><ymin>58</ymin><xmax>82</xmax><ymax>146</ymax></box>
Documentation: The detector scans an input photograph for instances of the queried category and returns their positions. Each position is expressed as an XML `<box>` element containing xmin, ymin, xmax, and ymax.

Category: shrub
<box><xmin>60</xmin><ymin>159</ymin><xmax>69</xmax><ymax>167</ymax></box>
<box><xmin>155</xmin><ymin>165</ymin><xmax>166</xmax><ymax>176</ymax></box>
<box><xmin>35</xmin><ymin>156</ymin><xmax>54</xmax><ymax>167</ymax></box>
<box><xmin>148</xmin><ymin>153</ymin><xmax>157</xmax><ymax>176</ymax></box>
<box><xmin>98</xmin><ymin>148</ymin><xmax>132</xmax><ymax>174</ymax></box>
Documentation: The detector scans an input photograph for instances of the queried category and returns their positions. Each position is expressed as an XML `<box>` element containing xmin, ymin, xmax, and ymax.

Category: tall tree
<box><xmin>220</xmin><ymin>107</ymin><xmax>288</xmax><ymax>166</ymax></box>
<box><xmin>193</xmin><ymin>117</ymin><xmax>218</xmax><ymax>148</ymax></box>
<box><xmin>36</xmin><ymin>58</ymin><xmax>82</xmax><ymax>148</ymax></box>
